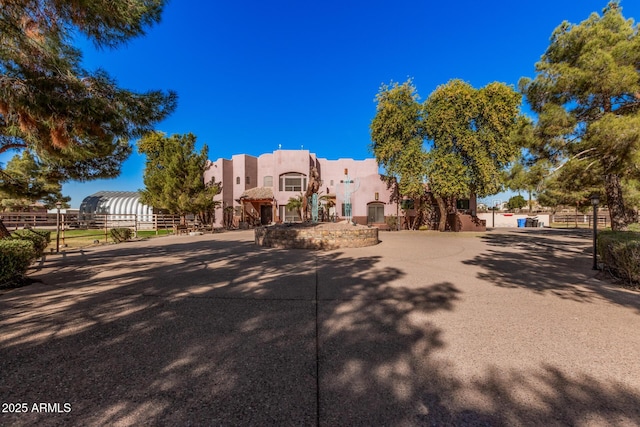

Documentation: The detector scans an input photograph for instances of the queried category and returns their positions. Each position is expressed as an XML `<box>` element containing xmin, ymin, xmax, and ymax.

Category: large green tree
<box><xmin>520</xmin><ymin>1</ymin><xmax>640</xmax><ymax>230</ymax></box>
<box><xmin>138</xmin><ymin>132</ymin><xmax>221</xmax><ymax>224</ymax></box>
<box><xmin>0</xmin><ymin>150</ymin><xmax>69</xmax><ymax>211</ymax></box>
<box><xmin>370</xmin><ymin>80</ymin><xmax>429</xmax><ymax>227</ymax></box>
<box><xmin>424</xmin><ymin>79</ymin><xmax>522</xmax><ymax>231</ymax></box>
<box><xmin>0</xmin><ymin>0</ymin><xmax>177</xmax><ymax>236</ymax></box>
<box><xmin>0</xmin><ymin>0</ymin><xmax>176</xmax><ymax>171</ymax></box>
<box><xmin>507</xmin><ymin>195</ymin><xmax>527</xmax><ymax>211</ymax></box>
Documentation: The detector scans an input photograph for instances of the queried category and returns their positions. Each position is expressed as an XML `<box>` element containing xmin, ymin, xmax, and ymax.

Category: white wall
<box><xmin>478</xmin><ymin>213</ymin><xmax>551</xmax><ymax>228</ymax></box>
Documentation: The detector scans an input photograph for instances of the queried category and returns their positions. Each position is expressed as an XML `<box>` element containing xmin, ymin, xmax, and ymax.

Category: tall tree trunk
<box><xmin>435</xmin><ymin>196</ymin><xmax>447</xmax><ymax>232</ymax></box>
<box><xmin>604</xmin><ymin>173</ymin><xmax>634</xmax><ymax>231</ymax></box>
<box><xmin>0</xmin><ymin>219</ymin><xmax>10</xmax><ymax>239</ymax></box>
<box><xmin>436</xmin><ymin>196</ymin><xmax>457</xmax><ymax>231</ymax></box>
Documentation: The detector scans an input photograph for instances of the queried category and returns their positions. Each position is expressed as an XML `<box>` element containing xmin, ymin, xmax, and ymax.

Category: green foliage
<box><xmin>371</xmin><ymin>78</ymin><xmax>522</xmax><ymax>231</ymax></box>
<box><xmin>535</xmin><ymin>160</ymin><xmax>602</xmax><ymax>211</ymax></box>
<box><xmin>597</xmin><ymin>230</ymin><xmax>640</xmax><ymax>285</ymax></box>
<box><xmin>504</xmin><ymin>158</ymin><xmax>552</xmax><ymax>211</ymax></box>
<box><xmin>370</xmin><ymin>79</ymin><xmax>428</xmax><ymax>201</ymax></box>
<box><xmin>423</xmin><ymin>79</ymin><xmax>522</xmax><ymax>231</ymax></box>
<box><xmin>425</xmin><ymin>148</ymin><xmax>470</xmax><ymax>199</ymax></box>
<box><xmin>286</xmin><ymin>194</ymin><xmax>304</xmax><ymax>221</ymax></box>
<box><xmin>0</xmin><ymin>151</ymin><xmax>70</xmax><ymax>210</ymax></box>
<box><xmin>0</xmin><ymin>239</ymin><xmax>36</xmax><ymax>286</ymax></box>
<box><xmin>11</xmin><ymin>229</ymin><xmax>51</xmax><ymax>258</ymax></box>
<box><xmin>385</xmin><ymin>215</ymin><xmax>398</xmax><ymax>230</ymax></box>
<box><xmin>110</xmin><ymin>228</ymin><xmax>133</xmax><ymax>243</ymax></box>
<box><xmin>424</xmin><ymin>79</ymin><xmax>522</xmax><ymax>198</ymax></box>
<box><xmin>507</xmin><ymin>195</ymin><xmax>527</xmax><ymax>210</ymax></box>
<box><xmin>138</xmin><ymin>132</ymin><xmax>221</xmax><ymax>219</ymax></box>
<box><xmin>520</xmin><ymin>2</ymin><xmax>640</xmax><ymax>230</ymax></box>
<box><xmin>0</xmin><ymin>0</ymin><xmax>177</xmax><ymax>180</ymax></box>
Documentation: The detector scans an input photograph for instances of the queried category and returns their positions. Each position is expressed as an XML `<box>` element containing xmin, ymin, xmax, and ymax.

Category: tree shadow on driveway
<box><xmin>463</xmin><ymin>229</ymin><xmax>640</xmax><ymax>313</ymax></box>
<box><xmin>0</xmin><ymin>232</ymin><xmax>639</xmax><ymax>425</ymax></box>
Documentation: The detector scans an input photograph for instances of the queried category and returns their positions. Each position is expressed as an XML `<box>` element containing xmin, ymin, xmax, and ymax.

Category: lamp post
<box><xmin>590</xmin><ymin>194</ymin><xmax>600</xmax><ymax>270</ymax></box>
<box><xmin>55</xmin><ymin>201</ymin><xmax>62</xmax><ymax>253</ymax></box>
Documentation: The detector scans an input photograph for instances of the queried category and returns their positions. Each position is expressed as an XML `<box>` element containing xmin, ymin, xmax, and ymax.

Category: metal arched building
<box><xmin>79</xmin><ymin>191</ymin><xmax>154</xmax><ymax>221</ymax></box>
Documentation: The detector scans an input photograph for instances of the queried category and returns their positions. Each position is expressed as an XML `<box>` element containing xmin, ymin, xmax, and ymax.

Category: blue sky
<box><xmin>5</xmin><ymin>0</ymin><xmax>640</xmax><ymax>207</ymax></box>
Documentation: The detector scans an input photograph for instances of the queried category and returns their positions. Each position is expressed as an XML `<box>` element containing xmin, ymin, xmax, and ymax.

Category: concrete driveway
<box><xmin>0</xmin><ymin>229</ymin><xmax>639</xmax><ymax>426</ymax></box>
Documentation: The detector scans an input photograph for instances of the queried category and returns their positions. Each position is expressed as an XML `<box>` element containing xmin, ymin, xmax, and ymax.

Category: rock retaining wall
<box><xmin>255</xmin><ymin>225</ymin><xmax>379</xmax><ymax>249</ymax></box>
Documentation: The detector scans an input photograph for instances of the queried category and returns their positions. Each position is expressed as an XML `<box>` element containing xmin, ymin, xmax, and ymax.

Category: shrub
<box><xmin>597</xmin><ymin>231</ymin><xmax>640</xmax><ymax>285</ymax></box>
<box><xmin>110</xmin><ymin>228</ymin><xmax>133</xmax><ymax>243</ymax></box>
<box><xmin>12</xmin><ymin>229</ymin><xmax>51</xmax><ymax>258</ymax></box>
<box><xmin>385</xmin><ymin>215</ymin><xmax>398</xmax><ymax>230</ymax></box>
<box><xmin>0</xmin><ymin>239</ymin><xmax>37</xmax><ymax>287</ymax></box>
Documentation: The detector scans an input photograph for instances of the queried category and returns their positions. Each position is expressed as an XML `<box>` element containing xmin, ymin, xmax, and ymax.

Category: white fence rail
<box><xmin>1</xmin><ymin>212</ymin><xmax>185</xmax><ymax>231</ymax></box>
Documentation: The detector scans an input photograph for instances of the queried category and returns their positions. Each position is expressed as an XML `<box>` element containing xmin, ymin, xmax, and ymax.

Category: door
<box><xmin>260</xmin><ymin>204</ymin><xmax>272</xmax><ymax>225</ymax></box>
<box><xmin>367</xmin><ymin>203</ymin><xmax>385</xmax><ymax>224</ymax></box>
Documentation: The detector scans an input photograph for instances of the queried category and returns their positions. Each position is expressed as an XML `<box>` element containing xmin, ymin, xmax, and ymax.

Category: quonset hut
<box><xmin>79</xmin><ymin>191</ymin><xmax>155</xmax><ymax>226</ymax></box>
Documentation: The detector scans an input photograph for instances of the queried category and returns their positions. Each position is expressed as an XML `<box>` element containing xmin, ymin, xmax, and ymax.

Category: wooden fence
<box><xmin>0</xmin><ymin>212</ymin><xmax>187</xmax><ymax>231</ymax></box>
<box><xmin>550</xmin><ymin>214</ymin><xmax>609</xmax><ymax>228</ymax></box>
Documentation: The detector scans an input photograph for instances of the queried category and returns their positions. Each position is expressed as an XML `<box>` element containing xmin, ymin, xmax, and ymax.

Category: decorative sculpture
<box><xmin>342</xmin><ymin>168</ymin><xmax>359</xmax><ymax>224</ymax></box>
<box><xmin>302</xmin><ymin>166</ymin><xmax>320</xmax><ymax>221</ymax></box>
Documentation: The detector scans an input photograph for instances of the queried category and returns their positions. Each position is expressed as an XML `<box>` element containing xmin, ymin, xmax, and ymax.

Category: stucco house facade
<box><xmin>204</xmin><ymin>149</ymin><xmax>397</xmax><ymax>228</ymax></box>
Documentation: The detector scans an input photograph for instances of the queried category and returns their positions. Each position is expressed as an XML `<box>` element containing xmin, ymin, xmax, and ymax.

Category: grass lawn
<box><xmin>35</xmin><ymin>229</ymin><xmax>173</xmax><ymax>252</ymax></box>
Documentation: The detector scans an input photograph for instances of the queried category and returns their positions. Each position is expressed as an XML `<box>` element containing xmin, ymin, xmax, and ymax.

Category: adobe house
<box><xmin>205</xmin><ymin>148</ymin><xmax>485</xmax><ymax>231</ymax></box>
<box><xmin>205</xmin><ymin>149</ymin><xmax>397</xmax><ymax>228</ymax></box>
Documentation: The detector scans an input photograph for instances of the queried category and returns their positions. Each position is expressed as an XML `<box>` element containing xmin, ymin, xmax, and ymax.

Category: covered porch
<box><xmin>238</xmin><ymin>187</ymin><xmax>277</xmax><ymax>227</ymax></box>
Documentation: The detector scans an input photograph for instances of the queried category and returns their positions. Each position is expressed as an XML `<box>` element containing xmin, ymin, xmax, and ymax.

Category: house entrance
<box><xmin>260</xmin><ymin>205</ymin><xmax>272</xmax><ymax>225</ymax></box>
<box><xmin>368</xmin><ymin>203</ymin><xmax>385</xmax><ymax>224</ymax></box>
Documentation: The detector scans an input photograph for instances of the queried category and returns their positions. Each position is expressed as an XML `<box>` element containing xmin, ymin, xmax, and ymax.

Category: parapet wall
<box><xmin>255</xmin><ymin>224</ymin><xmax>379</xmax><ymax>250</ymax></box>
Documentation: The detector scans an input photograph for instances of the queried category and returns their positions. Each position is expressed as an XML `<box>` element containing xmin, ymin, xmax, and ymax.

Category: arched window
<box><xmin>279</xmin><ymin>172</ymin><xmax>307</xmax><ymax>192</ymax></box>
<box><xmin>236</xmin><ymin>176</ymin><xmax>240</xmax><ymax>185</ymax></box>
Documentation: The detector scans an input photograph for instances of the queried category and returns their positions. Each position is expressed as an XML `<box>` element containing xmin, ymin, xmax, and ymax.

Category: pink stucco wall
<box><xmin>207</xmin><ymin>149</ymin><xmax>397</xmax><ymax>226</ymax></box>
<box><xmin>206</xmin><ymin>158</ymin><xmax>234</xmax><ymax>212</ymax></box>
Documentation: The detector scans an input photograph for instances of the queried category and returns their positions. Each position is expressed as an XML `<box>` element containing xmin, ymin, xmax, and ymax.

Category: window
<box><xmin>400</xmin><ymin>199</ymin><xmax>414</xmax><ymax>210</ymax></box>
<box><xmin>246</xmin><ymin>176</ymin><xmax>250</xmax><ymax>185</ymax></box>
<box><xmin>368</xmin><ymin>203</ymin><xmax>385</xmax><ymax>223</ymax></box>
<box><xmin>264</xmin><ymin>176</ymin><xmax>273</xmax><ymax>187</ymax></box>
<box><xmin>456</xmin><ymin>199</ymin><xmax>470</xmax><ymax>210</ymax></box>
<box><xmin>279</xmin><ymin>173</ymin><xmax>307</xmax><ymax>192</ymax></box>
<box><xmin>279</xmin><ymin>205</ymin><xmax>300</xmax><ymax>222</ymax></box>
<box><xmin>236</xmin><ymin>177</ymin><xmax>240</xmax><ymax>185</ymax></box>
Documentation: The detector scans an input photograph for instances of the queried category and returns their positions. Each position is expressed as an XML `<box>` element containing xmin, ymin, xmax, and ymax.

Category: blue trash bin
<box><xmin>517</xmin><ymin>218</ymin><xmax>526</xmax><ymax>228</ymax></box>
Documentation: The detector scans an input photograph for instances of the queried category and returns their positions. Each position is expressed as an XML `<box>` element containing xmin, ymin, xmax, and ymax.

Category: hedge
<box><xmin>0</xmin><ymin>239</ymin><xmax>37</xmax><ymax>286</ymax></box>
<box><xmin>597</xmin><ymin>231</ymin><xmax>640</xmax><ymax>285</ymax></box>
<box><xmin>12</xmin><ymin>229</ymin><xmax>51</xmax><ymax>258</ymax></box>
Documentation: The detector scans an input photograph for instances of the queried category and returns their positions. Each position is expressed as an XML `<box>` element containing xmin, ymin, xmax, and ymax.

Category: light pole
<box><xmin>590</xmin><ymin>194</ymin><xmax>600</xmax><ymax>270</ymax></box>
<box><xmin>492</xmin><ymin>200</ymin><xmax>501</xmax><ymax>228</ymax></box>
<box><xmin>55</xmin><ymin>201</ymin><xmax>62</xmax><ymax>253</ymax></box>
